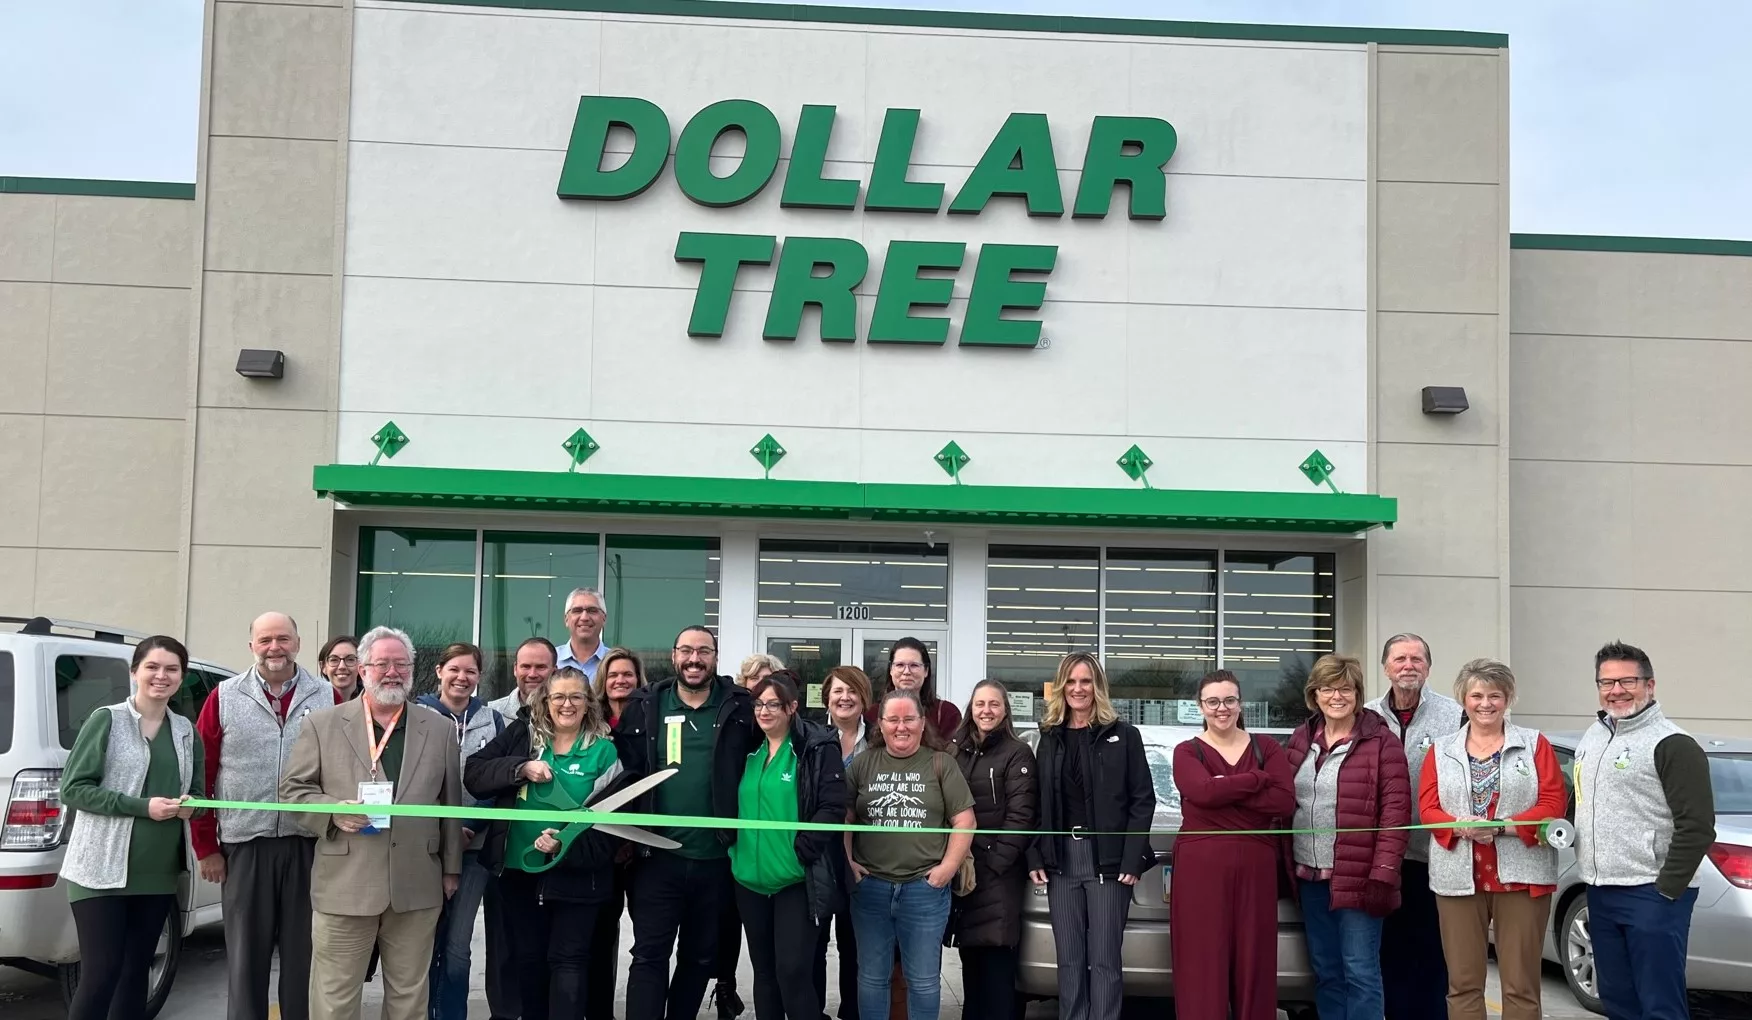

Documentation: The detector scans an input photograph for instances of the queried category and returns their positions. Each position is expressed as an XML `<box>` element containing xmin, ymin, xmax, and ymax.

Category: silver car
<box><xmin>1545</xmin><ymin>732</ymin><xmax>1752</xmax><ymax>1013</ymax></box>
<box><xmin>1015</xmin><ymin>725</ymin><xmax>1316</xmax><ymax>1016</ymax></box>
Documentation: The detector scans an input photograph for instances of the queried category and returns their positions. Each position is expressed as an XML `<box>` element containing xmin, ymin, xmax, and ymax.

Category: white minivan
<box><xmin>0</xmin><ymin>616</ymin><xmax>235</xmax><ymax>1018</ymax></box>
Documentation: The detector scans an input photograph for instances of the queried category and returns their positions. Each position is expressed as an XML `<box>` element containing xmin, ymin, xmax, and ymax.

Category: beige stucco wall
<box><xmin>1510</xmin><ymin>247</ymin><xmax>1752</xmax><ymax>736</ymax></box>
<box><xmin>0</xmin><ymin>191</ymin><xmax>195</xmax><ymax>637</ymax></box>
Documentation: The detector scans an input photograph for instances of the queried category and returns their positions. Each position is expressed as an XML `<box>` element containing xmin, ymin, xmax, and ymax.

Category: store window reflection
<box><xmin>605</xmin><ymin>535</ymin><xmax>721</xmax><ymax>684</ymax></box>
<box><xmin>1222</xmin><ymin>552</ymin><xmax>1336</xmax><ymax>727</ymax></box>
<box><xmin>1104</xmin><ymin>548</ymin><xmax>1218</xmax><ymax>724</ymax></box>
<box><xmin>355</xmin><ymin>527</ymin><xmax>476</xmax><ymax>695</ymax></box>
<box><xmin>479</xmin><ymin>532</ymin><xmax>599</xmax><ymax>701</ymax></box>
<box><xmin>985</xmin><ymin>545</ymin><xmax>1097</xmax><ymax>724</ymax></box>
<box><xmin>758</xmin><ymin>540</ymin><xmax>948</xmax><ymax>623</ymax></box>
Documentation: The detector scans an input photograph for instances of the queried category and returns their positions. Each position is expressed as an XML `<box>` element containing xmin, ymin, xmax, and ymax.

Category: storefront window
<box><xmin>985</xmin><ymin>545</ymin><xmax>1098</xmax><ymax>723</ymax></box>
<box><xmin>758</xmin><ymin>540</ymin><xmax>948</xmax><ymax>623</ymax></box>
<box><xmin>1222</xmin><ymin>552</ymin><xmax>1337</xmax><ymax>727</ymax></box>
<box><xmin>604</xmin><ymin>535</ymin><xmax>721</xmax><ymax>684</ymax></box>
<box><xmin>355</xmin><ymin>527</ymin><xmax>477</xmax><ymax>695</ymax></box>
<box><xmin>1104</xmin><ymin>548</ymin><xmax>1218</xmax><ymax>725</ymax></box>
<box><xmin>479</xmin><ymin>531</ymin><xmax>599</xmax><ymax>701</ymax></box>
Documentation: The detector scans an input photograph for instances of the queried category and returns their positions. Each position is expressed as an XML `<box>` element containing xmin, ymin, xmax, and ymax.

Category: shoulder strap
<box><xmin>1251</xmin><ymin>734</ymin><xmax>1266</xmax><ymax>769</ymax></box>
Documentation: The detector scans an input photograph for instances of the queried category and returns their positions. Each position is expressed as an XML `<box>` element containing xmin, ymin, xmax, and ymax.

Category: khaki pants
<box><xmin>1435</xmin><ymin>890</ymin><xmax>1552</xmax><ymax>1020</ymax></box>
<box><xmin>310</xmin><ymin>906</ymin><xmax>442</xmax><ymax>1020</ymax></box>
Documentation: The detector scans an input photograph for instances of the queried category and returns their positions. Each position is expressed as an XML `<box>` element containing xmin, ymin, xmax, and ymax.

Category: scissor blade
<box><xmin>596</xmin><ymin>822</ymin><xmax>681</xmax><ymax>850</ymax></box>
<box><xmin>588</xmin><ymin>767</ymin><xmax>678</xmax><ymax>815</ymax></box>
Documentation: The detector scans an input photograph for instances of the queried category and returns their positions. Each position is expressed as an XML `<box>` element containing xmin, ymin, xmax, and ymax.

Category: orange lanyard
<box><xmin>363</xmin><ymin>707</ymin><xmax>403</xmax><ymax>780</ymax></box>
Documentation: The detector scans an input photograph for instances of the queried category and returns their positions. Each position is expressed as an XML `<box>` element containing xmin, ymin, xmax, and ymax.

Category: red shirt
<box><xmin>1418</xmin><ymin>732</ymin><xmax>1567</xmax><ymax>896</ymax></box>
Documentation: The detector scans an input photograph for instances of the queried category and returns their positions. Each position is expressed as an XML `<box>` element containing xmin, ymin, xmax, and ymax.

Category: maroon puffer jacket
<box><xmin>1283</xmin><ymin>710</ymin><xmax>1412</xmax><ymax>916</ymax></box>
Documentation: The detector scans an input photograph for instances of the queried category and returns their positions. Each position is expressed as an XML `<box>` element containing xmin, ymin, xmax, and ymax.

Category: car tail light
<box><xmin>2</xmin><ymin>770</ymin><xmax>66</xmax><ymax>851</ymax></box>
<box><xmin>0</xmin><ymin>874</ymin><xmax>58</xmax><ymax>889</ymax></box>
<box><xmin>1707</xmin><ymin>843</ymin><xmax>1752</xmax><ymax>890</ymax></box>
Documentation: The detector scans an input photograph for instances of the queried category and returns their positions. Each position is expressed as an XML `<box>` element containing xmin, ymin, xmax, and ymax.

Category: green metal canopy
<box><xmin>313</xmin><ymin>465</ymin><xmax>1396</xmax><ymax>535</ymax></box>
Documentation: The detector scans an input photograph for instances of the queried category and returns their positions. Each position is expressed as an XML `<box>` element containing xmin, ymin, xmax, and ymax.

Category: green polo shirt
<box><xmin>729</xmin><ymin>739</ymin><xmax>805</xmax><ymax>894</ymax></box>
<box><xmin>508</xmin><ymin>735</ymin><xmax>618</xmax><ymax>871</ymax></box>
<box><xmin>654</xmin><ymin>683</ymin><xmax>723</xmax><ymax>859</ymax></box>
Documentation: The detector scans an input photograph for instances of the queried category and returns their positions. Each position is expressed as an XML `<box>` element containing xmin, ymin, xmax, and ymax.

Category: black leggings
<box><xmin>69</xmin><ymin>894</ymin><xmax>176</xmax><ymax>1020</ymax></box>
<box><xmin>501</xmin><ymin>869</ymin><xmax>599</xmax><ymax>1020</ymax></box>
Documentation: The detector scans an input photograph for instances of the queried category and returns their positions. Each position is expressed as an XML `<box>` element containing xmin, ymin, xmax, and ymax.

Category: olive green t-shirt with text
<box><xmin>848</xmin><ymin>746</ymin><xmax>974</xmax><ymax>883</ymax></box>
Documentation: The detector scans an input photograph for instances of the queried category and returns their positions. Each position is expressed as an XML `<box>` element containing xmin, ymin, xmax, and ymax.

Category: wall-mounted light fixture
<box><xmin>235</xmin><ymin>349</ymin><xmax>286</xmax><ymax>379</ymax></box>
<box><xmin>1421</xmin><ymin>386</ymin><xmax>1469</xmax><ymax>415</ymax></box>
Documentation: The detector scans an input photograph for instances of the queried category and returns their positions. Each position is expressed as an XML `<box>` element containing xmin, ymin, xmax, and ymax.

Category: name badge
<box><xmin>358</xmin><ymin>780</ymin><xmax>394</xmax><ymax>833</ymax></box>
<box><xmin>666</xmin><ymin>720</ymin><xmax>683</xmax><ymax>765</ymax></box>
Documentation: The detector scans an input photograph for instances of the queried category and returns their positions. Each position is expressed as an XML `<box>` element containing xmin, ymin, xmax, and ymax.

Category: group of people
<box><xmin>58</xmin><ymin>591</ymin><xmax>1718</xmax><ymax>1020</ymax></box>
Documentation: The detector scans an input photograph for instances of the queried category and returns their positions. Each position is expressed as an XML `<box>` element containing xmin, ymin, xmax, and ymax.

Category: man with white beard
<box><xmin>282</xmin><ymin>625</ymin><xmax>463</xmax><ymax>1020</ymax></box>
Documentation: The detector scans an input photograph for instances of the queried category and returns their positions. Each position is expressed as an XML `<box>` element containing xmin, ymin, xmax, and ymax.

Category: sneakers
<box><xmin>713</xmin><ymin>982</ymin><xmax>745</xmax><ymax>1020</ymax></box>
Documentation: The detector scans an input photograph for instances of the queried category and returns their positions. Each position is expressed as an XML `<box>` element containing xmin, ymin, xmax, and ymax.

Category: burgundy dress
<box><xmin>1169</xmin><ymin>734</ymin><xmax>1298</xmax><ymax>1020</ymax></box>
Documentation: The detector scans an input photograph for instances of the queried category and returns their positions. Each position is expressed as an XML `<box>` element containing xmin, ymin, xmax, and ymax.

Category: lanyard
<box><xmin>363</xmin><ymin>706</ymin><xmax>403</xmax><ymax>780</ymax></box>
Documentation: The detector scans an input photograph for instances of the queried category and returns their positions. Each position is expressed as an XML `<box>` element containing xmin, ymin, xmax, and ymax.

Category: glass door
<box><xmin>759</xmin><ymin>625</ymin><xmax>850</xmax><ymax>722</ymax></box>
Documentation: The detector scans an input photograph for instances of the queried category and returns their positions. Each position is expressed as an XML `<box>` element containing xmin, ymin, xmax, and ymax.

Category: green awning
<box><xmin>313</xmin><ymin>464</ymin><xmax>1396</xmax><ymax>534</ymax></box>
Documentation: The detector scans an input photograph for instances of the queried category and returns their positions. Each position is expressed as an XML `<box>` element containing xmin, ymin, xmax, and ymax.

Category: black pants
<box><xmin>626</xmin><ymin>851</ymin><xmax>731</xmax><ymax>1020</ymax></box>
<box><xmin>813</xmin><ymin>902</ymin><xmax>858</xmax><ymax>1020</ymax></box>
<box><xmin>587</xmin><ymin>865</ymin><xmax>630</xmax><ymax>1020</ymax></box>
<box><xmin>1381</xmin><ymin>859</ymin><xmax>1448</xmax><ymax>1020</ymax></box>
<box><xmin>718</xmin><ymin>884</ymin><xmax>743</xmax><ymax>989</ymax></box>
<box><xmin>222</xmin><ymin>836</ymin><xmax>314</xmax><ymax>1020</ymax></box>
<box><xmin>501</xmin><ymin>868</ymin><xmax>599</xmax><ymax>1020</ymax></box>
<box><xmin>959</xmin><ymin>946</ymin><xmax>1019</xmax><ymax>1020</ymax></box>
<box><xmin>484</xmin><ymin>873</ymin><xmax>520</xmax><ymax>1018</ymax></box>
<box><xmin>736</xmin><ymin>882</ymin><xmax>820</xmax><ymax>1020</ymax></box>
<box><xmin>68</xmin><ymin>893</ymin><xmax>176</xmax><ymax>1020</ymax></box>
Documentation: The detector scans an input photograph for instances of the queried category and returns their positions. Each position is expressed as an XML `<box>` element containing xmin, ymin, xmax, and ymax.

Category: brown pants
<box><xmin>1435</xmin><ymin>891</ymin><xmax>1552</xmax><ymax>1020</ymax></box>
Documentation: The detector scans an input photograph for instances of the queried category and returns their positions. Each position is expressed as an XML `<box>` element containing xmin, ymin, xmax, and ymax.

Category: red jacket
<box><xmin>1284</xmin><ymin>710</ymin><xmax>1412</xmax><ymax>916</ymax></box>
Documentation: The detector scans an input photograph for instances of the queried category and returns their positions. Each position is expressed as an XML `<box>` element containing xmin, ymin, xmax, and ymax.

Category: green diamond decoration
<box><xmin>1117</xmin><ymin>444</ymin><xmax>1154</xmax><ymax>487</ymax></box>
<box><xmin>1299</xmin><ymin>449</ymin><xmax>1341</xmax><ymax>493</ymax></box>
<box><xmin>561</xmin><ymin>428</ymin><xmax>599</xmax><ymax>472</ymax></box>
<box><xmin>750</xmin><ymin>434</ymin><xmax>786</xmax><ymax>479</ymax></box>
<box><xmin>934</xmin><ymin>440</ymin><xmax>971</xmax><ymax>484</ymax></box>
<box><xmin>369</xmin><ymin>421</ymin><xmax>409</xmax><ymax>465</ymax></box>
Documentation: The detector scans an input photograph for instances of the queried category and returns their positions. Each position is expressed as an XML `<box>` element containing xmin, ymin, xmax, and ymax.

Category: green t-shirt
<box><xmin>848</xmin><ymin>746</ymin><xmax>974</xmax><ymax>883</ymax></box>
<box><xmin>654</xmin><ymin>684</ymin><xmax>724</xmax><ymax>859</ymax></box>
<box><xmin>66</xmin><ymin>713</ymin><xmax>197</xmax><ymax>902</ymax></box>
<box><xmin>729</xmin><ymin>739</ymin><xmax>805</xmax><ymax>895</ymax></box>
<box><xmin>508</xmin><ymin>734</ymin><xmax>618</xmax><ymax>872</ymax></box>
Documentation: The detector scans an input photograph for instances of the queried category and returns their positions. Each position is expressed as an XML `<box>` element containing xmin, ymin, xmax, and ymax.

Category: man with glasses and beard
<box><xmin>614</xmin><ymin>626</ymin><xmax>757</xmax><ymax>1020</ymax></box>
<box><xmin>282</xmin><ymin>625</ymin><xmax>464</xmax><ymax>1020</ymax></box>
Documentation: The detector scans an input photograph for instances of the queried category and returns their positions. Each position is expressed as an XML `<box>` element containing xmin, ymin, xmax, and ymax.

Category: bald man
<box><xmin>192</xmin><ymin>612</ymin><xmax>339</xmax><ymax>1020</ymax></box>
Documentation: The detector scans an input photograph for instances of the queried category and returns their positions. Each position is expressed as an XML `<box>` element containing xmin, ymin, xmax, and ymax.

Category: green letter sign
<box><xmin>557</xmin><ymin>96</ymin><xmax>671</xmax><ymax>200</ymax></box>
<box><xmin>674</xmin><ymin>231</ymin><xmax>776</xmax><ymax>336</ymax></box>
<box><xmin>950</xmin><ymin>113</ymin><xmax>1063</xmax><ymax>217</ymax></box>
<box><xmin>674</xmin><ymin>100</ymin><xmax>783</xmax><ymax>207</ymax></box>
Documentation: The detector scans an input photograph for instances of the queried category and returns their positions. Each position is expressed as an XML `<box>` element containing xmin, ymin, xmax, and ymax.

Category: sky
<box><xmin>2</xmin><ymin>0</ymin><xmax>1748</xmax><ymax>239</ymax></box>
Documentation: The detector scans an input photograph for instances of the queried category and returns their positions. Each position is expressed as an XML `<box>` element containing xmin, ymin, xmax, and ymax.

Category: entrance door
<box><xmin>757</xmin><ymin>626</ymin><xmax>945</xmax><ymax>719</ymax></box>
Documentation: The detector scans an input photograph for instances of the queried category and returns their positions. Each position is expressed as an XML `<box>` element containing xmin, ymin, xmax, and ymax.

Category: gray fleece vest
<box><xmin>1573</xmin><ymin>702</ymin><xmax>1694</xmax><ymax>888</ymax></box>
<box><xmin>1426</xmin><ymin>724</ymin><xmax>1558</xmax><ymax>896</ymax></box>
<box><xmin>213</xmin><ymin>666</ymin><xmax>330</xmax><ymax>844</ymax></box>
<box><xmin>1292</xmin><ymin>741</ymin><xmax>1350</xmax><ymax>870</ymax></box>
<box><xmin>60</xmin><ymin>702</ymin><xmax>195</xmax><ymax>890</ymax></box>
<box><xmin>1366</xmin><ymin>687</ymin><xmax>1464</xmax><ymax>862</ymax></box>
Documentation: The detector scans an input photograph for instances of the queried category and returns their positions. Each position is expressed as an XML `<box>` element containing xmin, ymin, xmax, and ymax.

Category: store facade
<box><xmin>6</xmin><ymin>1</ymin><xmax>1751</xmax><ymax>734</ymax></box>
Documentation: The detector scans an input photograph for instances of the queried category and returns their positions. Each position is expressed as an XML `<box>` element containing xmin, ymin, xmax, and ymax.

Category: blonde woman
<box><xmin>1023</xmin><ymin>653</ymin><xmax>1155</xmax><ymax>1020</ymax></box>
<box><xmin>736</xmin><ymin>652</ymin><xmax>784</xmax><ymax>689</ymax></box>
<box><xmin>466</xmin><ymin>668</ymin><xmax>623</xmax><ymax>1020</ymax></box>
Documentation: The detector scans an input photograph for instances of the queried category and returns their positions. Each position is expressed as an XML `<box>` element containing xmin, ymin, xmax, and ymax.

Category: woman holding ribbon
<box><xmin>1169</xmin><ymin>670</ymin><xmax>1297</xmax><ymax>1020</ymax></box>
<box><xmin>730</xmin><ymin>671</ymin><xmax>847</xmax><ymax>1020</ymax></box>
<box><xmin>1418</xmin><ymin>659</ymin><xmax>1567</xmax><ymax>1020</ymax></box>
<box><xmin>59</xmin><ymin>635</ymin><xmax>202</xmax><ymax>1020</ymax></box>
<box><xmin>466</xmin><ymin>666</ymin><xmax>624</xmax><ymax>1020</ymax></box>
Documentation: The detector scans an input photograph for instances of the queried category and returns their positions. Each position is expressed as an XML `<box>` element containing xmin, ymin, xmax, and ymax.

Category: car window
<box><xmin>0</xmin><ymin>651</ymin><xmax>14</xmax><ymax>754</ymax></box>
<box><xmin>1550</xmin><ymin>743</ymin><xmax>1577</xmax><ymax>820</ymax></box>
<box><xmin>55</xmin><ymin>653</ymin><xmax>134</xmax><ymax>748</ymax></box>
<box><xmin>1145</xmin><ymin>745</ymin><xmax>1178</xmax><ymax>813</ymax></box>
<box><xmin>1709</xmin><ymin>753</ymin><xmax>1752</xmax><ymax>815</ymax></box>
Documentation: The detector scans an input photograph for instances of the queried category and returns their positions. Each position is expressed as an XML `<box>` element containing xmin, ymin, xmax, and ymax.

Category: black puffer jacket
<box><xmin>945</xmin><ymin>729</ymin><xmax>1037</xmax><ymax>948</ymax></box>
<box><xmin>1025</xmin><ymin>719</ymin><xmax>1156</xmax><ymax>879</ymax></box>
<box><xmin>785</xmin><ymin>720</ymin><xmax>850</xmax><ymax>924</ymax></box>
<box><xmin>613</xmin><ymin>675</ymin><xmax>756</xmax><ymax>847</ymax></box>
<box><xmin>465</xmin><ymin>717</ymin><xmax>623</xmax><ymax>904</ymax></box>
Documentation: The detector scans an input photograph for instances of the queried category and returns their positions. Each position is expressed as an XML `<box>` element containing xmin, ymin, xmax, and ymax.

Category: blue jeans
<box><xmin>1299</xmin><ymin>880</ymin><xmax>1384</xmax><ymax>1020</ymax></box>
<box><xmin>1587</xmin><ymin>884</ymin><xmax>1697</xmax><ymax>1020</ymax></box>
<box><xmin>428</xmin><ymin>851</ymin><xmax>490</xmax><ymax>1020</ymax></box>
<box><xmin>850</xmin><ymin>876</ymin><xmax>952</xmax><ymax>1020</ymax></box>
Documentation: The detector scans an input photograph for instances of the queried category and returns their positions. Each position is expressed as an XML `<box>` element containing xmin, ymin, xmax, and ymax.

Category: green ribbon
<box><xmin>185</xmin><ymin>798</ymin><xmax>1540</xmax><ymax>839</ymax></box>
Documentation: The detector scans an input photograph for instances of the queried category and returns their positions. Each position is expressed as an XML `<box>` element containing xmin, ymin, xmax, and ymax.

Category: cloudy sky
<box><xmin>3</xmin><ymin>0</ymin><xmax>1747</xmax><ymax>239</ymax></box>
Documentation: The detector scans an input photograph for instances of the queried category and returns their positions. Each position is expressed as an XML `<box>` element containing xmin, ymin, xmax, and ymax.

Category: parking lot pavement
<box><xmin>4</xmin><ymin>911</ymin><xmax>1746</xmax><ymax>1019</ymax></box>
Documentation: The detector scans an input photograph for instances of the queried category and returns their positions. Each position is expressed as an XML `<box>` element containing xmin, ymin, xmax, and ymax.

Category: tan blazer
<box><xmin>281</xmin><ymin>698</ymin><xmax>463</xmax><ymax>915</ymax></box>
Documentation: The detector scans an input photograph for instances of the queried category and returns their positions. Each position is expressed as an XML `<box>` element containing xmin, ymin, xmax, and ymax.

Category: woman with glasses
<box><xmin>867</xmin><ymin>637</ymin><xmax>959</xmax><ymax>744</ymax></box>
<box><xmin>847</xmin><ymin>688</ymin><xmax>976</xmax><ymax>1020</ymax></box>
<box><xmin>466</xmin><ymin>667</ymin><xmax>624</xmax><ymax>1020</ymax></box>
<box><xmin>319</xmin><ymin>635</ymin><xmax>361</xmax><ymax>700</ymax></box>
<box><xmin>587</xmin><ymin>647</ymin><xmax>647</xmax><ymax>1020</ymax></box>
<box><xmin>946</xmin><ymin>680</ymin><xmax>1037</xmax><ymax>1020</ymax></box>
<box><xmin>1169</xmin><ymin>670</ymin><xmax>1297</xmax><ymax>1020</ymax></box>
<box><xmin>1026</xmin><ymin>653</ymin><xmax>1155</xmax><ymax>1020</ymax></box>
<box><xmin>817</xmin><ymin>666</ymin><xmax>873</xmax><ymax>1020</ymax></box>
<box><xmin>1286</xmin><ymin>654</ymin><xmax>1412</xmax><ymax>1020</ymax></box>
<box><xmin>730</xmin><ymin>671</ymin><xmax>847</xmax><ymax>1020</ymax></box>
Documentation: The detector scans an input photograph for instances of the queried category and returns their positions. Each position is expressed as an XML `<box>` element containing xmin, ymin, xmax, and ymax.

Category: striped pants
<box><xmin>1046</xmin><ymin>839</ymin><xmax>1133</xmax><ymax>1020</ymax></box>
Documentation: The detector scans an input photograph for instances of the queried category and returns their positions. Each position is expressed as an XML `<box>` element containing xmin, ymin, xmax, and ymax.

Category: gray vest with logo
<box><xmin>1573</xmin><ymin>702</ymin><xmax>1693</xmax><ymax>888</ymax></box>
<box><xmin>60</xmin><ymin>702</ymin><xmax>195</xmax><ymax>890</ymax></box>
<box><xmin>1426</xmin><ymin>723</ymin><xmax>1558</xmax><ymax>896</ymax></box>
<box><xmin>1366</xmin><ymin>687</ymin><xmax>1464</xmax><ymax>862</ymax></box>
<box><xmin>214</xmin><ymin>666</ymin><xmax>330</xmax><ymax>843</ymax></box>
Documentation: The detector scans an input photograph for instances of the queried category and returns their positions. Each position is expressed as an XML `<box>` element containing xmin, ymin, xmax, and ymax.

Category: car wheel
<box><xmin>1560</xmin><ymin>893</ymin><xmax>1606</xmax><ymax>1016</ymax></box>
<box><xmin>57</xmin><ymin>909</ymin><xmax>184</xmax><ymax>1020</ymax></box>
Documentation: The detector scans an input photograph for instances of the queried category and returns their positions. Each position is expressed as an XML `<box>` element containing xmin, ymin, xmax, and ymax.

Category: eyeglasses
<box><xmin>752</xmin><ymin>700</ymin><xmax>788</xmax><ymax>712</ymax></box>
<box><xmin>366</xmin><ymin>660</ymin><xmax>413</xmax><ymax>674</ymax></box>
<box><xmin>1595</xmin><ymin>676</ymin><xmax>1646</xmax><ymax>691</ymax></box>
<box><xmin>548</xmin><ymin>693</ymin><xmax>588</xmax><ymax>705</ymax></box>
<box><xmin>674</xmin><ymin>645</ymin><xmax>716</xmax><ymax>657</ymax></box>
<box><xmin>1316</xmin><ymin>686</ymin><xmax>1353</xmax><ymax>697</ymax></box>
<box><xmin>1200</xmin><ymin>696</ymin><xmax>1241</xmax><ymax>709</ymax></box>
<box><xmin>324</xmin><ymin>655</ymin><xmax>358</xmax><ymax>667</ymax></box>
<box><xmin>881</xmin><ymin>716</ymin><xmax>922</xmax><ymax>726</ymax></box>
<box><xmin>566</xmin><ymin>606</ymin><xmax>606</xmax><ymax>617</ymax></box>
<box><xmin>892</xmin><ymin>662</ymin><xmax>926</xmax><ymax>673</ymax></box>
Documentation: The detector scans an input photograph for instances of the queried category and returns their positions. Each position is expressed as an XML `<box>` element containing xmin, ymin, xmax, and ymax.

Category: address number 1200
<box><xmin>835</xmin><ymin>605</ymin><xmax>872</xmax><ymax>621</ymax></box>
